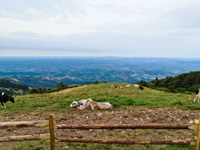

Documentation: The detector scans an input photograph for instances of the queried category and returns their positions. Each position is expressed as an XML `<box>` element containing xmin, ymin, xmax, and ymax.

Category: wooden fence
<box><xmin>1</xmin><ymin>114</ymin><xmax>200</xmax><ymax>150</ymax></box>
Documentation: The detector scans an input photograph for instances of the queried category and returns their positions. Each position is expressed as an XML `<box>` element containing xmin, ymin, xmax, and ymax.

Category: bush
<box><xmin>176</xmin><ymin>87</ymin><xmax>187</xmax><ymax>93</ymax></box>
<box><xmin>188</xmin><ymin>85</ymin><xmax>200</xmax><ymax>92</ymax></box>
<box><xmin>155</xmin><ymin>87</ymin><xmax>171</xmax><ymax>93</ymax></box>
<box><xmin>94</xmin><ymin>80</ymin><xmax>99</xmax><ymax>84</ymax></box>
<box><xmin>29</xmin><ymin>88</ymin><xmax>40</xmax><ymax>94</ymax></box>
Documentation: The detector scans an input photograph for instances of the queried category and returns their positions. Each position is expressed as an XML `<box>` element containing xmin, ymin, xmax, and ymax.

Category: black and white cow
<box><xmin>70</xmin><ymin>99</ymin><xmax>93</xmax><ymax>110</ymax></box>
<box><xmin>194</xmin><ymin>89</ymin><xmax>200</xmax><ymax>103</ymax></box>
<box><xmin>139</xmin><ymin>86</ymin><xmax>144</xmax><ymax>91</ymax></box>
<box><xmin>0</xmin><ymin>92</ymin><xmax>15</xmax><ymax>108</ymax></box>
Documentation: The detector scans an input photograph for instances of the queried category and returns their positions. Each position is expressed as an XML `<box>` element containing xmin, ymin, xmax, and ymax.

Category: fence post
<box><xmin>196</xmin><ymin>112</ymin><xmax>200</xmax><ymax>150</ymax></box>
<box><xmin>49</xmin><ymin>115</ymin><xmax>55</xmax><ymax>150</ymax></box>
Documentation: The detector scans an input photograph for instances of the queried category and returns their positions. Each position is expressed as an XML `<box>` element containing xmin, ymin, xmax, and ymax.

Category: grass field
<box><xmin>0</xmin><ymin>83</ymin><xmax>199</xmax><ymax>150</ymax></box>
<box><xmin>2</xmin><ymin>82</ymin><xmax>198</xmax><ymax>115</ymax></box>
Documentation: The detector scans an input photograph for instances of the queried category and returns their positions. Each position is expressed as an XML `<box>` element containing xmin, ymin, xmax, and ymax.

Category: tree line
<box><xmin>28</xmin><ymin>82</ymin><xmax>79</xmax><ymax>94</ymax></box>
<box><xmin>139</xmin><ymin>71</ymin><xmax>200</xmax><ymax>93</ymax></box>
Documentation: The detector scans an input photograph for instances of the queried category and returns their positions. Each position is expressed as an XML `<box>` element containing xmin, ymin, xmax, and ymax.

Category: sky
<box><xmin>0</xmin><ymin>0</ymin><xmax>200</xmax><ymax>57</ymax></box>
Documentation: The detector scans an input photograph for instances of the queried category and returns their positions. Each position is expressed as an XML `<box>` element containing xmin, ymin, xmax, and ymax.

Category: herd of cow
<box><xmin>1</xmin><ymin>87</ymin><xmax>200</xmax><ymax>110</ymax></box>
<box><xmin>108</xmin><ymin>84</ymin><xmax>144</xmax><ymax>90</ymax></box>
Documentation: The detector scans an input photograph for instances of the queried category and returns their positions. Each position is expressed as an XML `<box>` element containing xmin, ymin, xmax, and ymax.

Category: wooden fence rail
<box><xmin>0</xmin><ymin>120</ymin><xmax>47</xmax><ymax>127</ymax></box>
<box><xmin>0</xmin><ymin>134</ymin><xmax>50</xmax><ymax>142</ymax></box>
<box><xmin>58</xmin><ymin>138</ymin><xmax>196</xmax><ymax>145</ymax></box>
<box><xmin>56</xmin><ymin>124</ymin><xmax>191</xmax><ymax>130</ymax></box>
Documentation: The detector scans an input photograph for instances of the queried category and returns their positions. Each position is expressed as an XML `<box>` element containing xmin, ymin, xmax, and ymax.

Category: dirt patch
<box><xmin>0</xmin><ymin>107</ymin><xmax>198</xmax><ymax>149</ymax></box>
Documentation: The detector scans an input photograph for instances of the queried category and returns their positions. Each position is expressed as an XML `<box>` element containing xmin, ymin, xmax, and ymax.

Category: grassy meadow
<box><xmin>0</xmin><ymin>83</ymin><xmax>199</xmax><ymax>150</ymax></box>
<box><xmin>1</xmin><ymin>82</ymin><xmax>198</xmax><ymax>116</ymax></box>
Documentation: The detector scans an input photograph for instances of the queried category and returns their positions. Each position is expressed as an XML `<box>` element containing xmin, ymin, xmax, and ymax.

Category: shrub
<box><xmin>155</xmin><ymin>87</ymin><xmax>171</xmax><ymax>93</ymax></box>
<box><xmin>94</xmin><ymin>80</ymin><xmax>99</xmax><ymax>84</ymax></box>
<box><xmin>176</xmin><ymin>87</ymin><xmax>187</xmax><ymax>93</ymax></box>
<box><xmin>29</xmin><ymin>88</ymin><xmax>40</xmax><ymax>94</ymax></box>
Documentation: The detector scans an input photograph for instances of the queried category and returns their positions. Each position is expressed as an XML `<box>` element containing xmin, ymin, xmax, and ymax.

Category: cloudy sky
<box><xmin>0</xmin><ymin>0</ymin><xmax>200</xmax><ymax>57</ymax></box>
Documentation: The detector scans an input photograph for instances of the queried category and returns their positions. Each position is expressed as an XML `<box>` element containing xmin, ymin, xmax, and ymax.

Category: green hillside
<box><xmin>0</xmin><ymin>79</ymin><xmax>30</xmax><ymax>95</ymax></box>
<box><xmin>139</xmin><ymin>71</ymin><xmax>200</xmax><ymax>93</ymax></box>
<box><xmin>1</xmin><ymin>82</ymin><xmax>197</xmax><ymax>115</ymax></box>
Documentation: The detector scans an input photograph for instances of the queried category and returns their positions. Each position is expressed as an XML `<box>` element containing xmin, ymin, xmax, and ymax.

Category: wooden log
<box><xmin>58</xmin><ymin>138</ymin><xmax>196</xmax><ymax>145</ymax></box>
<box><xmin>0</xmin><ymin>120</ymin><xmax>48</xmax><ymax>127</ymax></box>
<box><xmin>56</xmin><ymin>124</ymin><xmax>191</xmax><ymax>130</ymax></box>
<box><xmin>0</xmin><ymin>134</ymin><xmax>50</xmax><ymax>142</ymax></box>
<box><xmin>49</xmin><ymin>115</ymin><xmax>55</xmax><ymax>150</ymax></box>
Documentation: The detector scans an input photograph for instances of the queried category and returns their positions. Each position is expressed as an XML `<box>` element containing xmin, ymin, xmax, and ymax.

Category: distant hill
<box><xmin>139</xmin><ymin>71</ymin><xmax>200</xmax><ymax>93</ymax></box>
<box><xmin>0</xmin><ymin>80</ymin><xmax>30</xmax><ymax>95</ymax></box>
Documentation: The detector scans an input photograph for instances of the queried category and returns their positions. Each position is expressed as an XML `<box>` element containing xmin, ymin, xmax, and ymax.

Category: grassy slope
<box><xmin>0</xmin><ymin>83</ymin><xmax>198</xmax><ymax>150</ymax></box>
<box><xmin>2</xmin><ymin>82</ymin><xmax>197</xmax><ymax>115</ymax></box>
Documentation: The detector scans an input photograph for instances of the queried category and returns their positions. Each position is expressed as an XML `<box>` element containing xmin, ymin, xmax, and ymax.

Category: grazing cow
<box><xmin>133</xmin><ymin>84</ymin><xmax>139</xmax><ymax>88</ymax></box>
<box><xmin>70</xmin><ymin>98</ymin><xmax>93</xmax><ymax>110</ymax></box>
<box><xmin>109</xmin><ymin>85</ymin><xmax>113</xmax><ymax>88</ymax></box>
<box><xmin>126</xmin><ymin>85</ymin><xmax>130</xmax><ymax>87</ymax></box>
<box><xmin>118</xmin><ymin>86</ymin><xmax>124</xmax><ymax>88</ymax></box>
<box><xmin>194</xmin><ymin>89</ymin><xmax>200</xmax><ymax>103</ymax></box>
<box><xmin>139</xmin><ymin>86</ymin><xmax>144</xmax><ymax>91</ymax></box>
<box><xmin>0</xmin><ymin>92</ymin><xmax>15</xmax><ymax>109</ymax></box>
<box><xmin>86</xmin><ymin>100</ymin><xmax>113</xmax><ymax>110</ymax></box>
<box><xmin>114</xmin><ymin>84</ymin><xmax>118</xmax><ymax>88</ymax></box>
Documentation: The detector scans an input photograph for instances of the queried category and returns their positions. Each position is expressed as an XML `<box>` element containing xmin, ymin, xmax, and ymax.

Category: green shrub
<box><xmin>155</xmin><ymin>87</ymin><xmax>171</xmax><ymax>92</ymax></box>
<box><xmin>176</xmin><ymin>87</ymin><xmax>187</xmax><ymax>93</ymax></box>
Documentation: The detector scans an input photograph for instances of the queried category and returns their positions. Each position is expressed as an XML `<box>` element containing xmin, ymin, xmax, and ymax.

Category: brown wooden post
<box><xmin>196</xmin><ymin>112</ymin><xmax>200</xmax><ymax>150</ymax></box>
<box><xmin>49</xmin><ymin>115</ymin><xmax>55</xmax><ymax>150</ymax></box>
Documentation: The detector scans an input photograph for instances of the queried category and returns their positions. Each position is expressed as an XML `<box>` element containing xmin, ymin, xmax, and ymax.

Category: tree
<box><xmin>173</xmin><ymin>79</ymin><xmax>181</xmax><ymax>88</ymax></box>
<box><xmin>159</xmin><ymin>82</ymin><xmax>166</xmax><ymax>87</ymax></box>
<box><xmin>29</xmin><ymin>88</ymin><xmax>39</xmax><ymax>94</ymax></box>
<box><xmin>57</xmin><ymin>82</ymin><xmax>66</xmax><ymax>90</ymax></box>
<box><xmin>195</xmin><ymin>73</ymin><xmax>200</xmax><ymax>85</ymax></box>
<box><xmin>94</xmin><ymin>80</ymin><xmax>99</xmax><ymax>84</ymax></box>
<box><xmin>168</xmin><ymin>86</ymin><xmax>175</xmax><ymax>93</ymax></box>
<box><xmin>153</xmin><ymin>78</ymin><xmax>160</xmax><ymax>86</ymax></box>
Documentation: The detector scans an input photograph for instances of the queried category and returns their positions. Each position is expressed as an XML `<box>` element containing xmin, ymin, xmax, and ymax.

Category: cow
<box><xmin>0</xmin><ymin>92</ymin><xmax>15</xmax><ymax>109</ymax></box>
<box><xmin>70</xmin><ymin>98</ymin><xmax>93</xmax><ymax>110</ymax></box>
<box><xmin>133</xmin><ymin>84</ymin><xmax>139</xmax><ymax>88</ymax></box>
<box><xmin>70</xmin><ymin>101</ymin><xmax>82</xmax><ymax>108</ymax></box>
<box><xmin>194</xmin><ymin>89</ymin><xmax>200</xmax><ymax>103</ymax></box>
<box><xmin>126</xmin><ymin>85</ymin><xmax>130</xmax><ymax>87</ymax></box>
<box><xmin>108</xmin><ymin>85</ymin><xmax>113</xmax><ymax>88</ymax></box>
<box><xmin>139</xmin><ymin>86</ymin><xmax>144</xmax><ymax>91</ymax></box>
<box><xmin>86</xmin><ymin>100</ymin><xmax>113</xmax><ymax>110</ymax></box>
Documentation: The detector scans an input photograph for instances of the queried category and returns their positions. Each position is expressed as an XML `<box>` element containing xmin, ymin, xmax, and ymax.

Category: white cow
<box><xmin>133</xmin><ymin>84</ymin><xmax>139</xmax><ymax>88</ymax></box>
<box><xmin>86</xmin><ymin>100</ymin><xmax>113</xmax><ymax>110</ymax></box>
<box><xmin>194</xmin><ymin>89</ymin><xmax>200</xmax><ymax>103</ymax></box>
<box><xmin>70</xmin><ymin>98</ymin><xmax>93</xmax><ymax>110</ymax></box>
